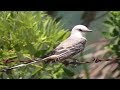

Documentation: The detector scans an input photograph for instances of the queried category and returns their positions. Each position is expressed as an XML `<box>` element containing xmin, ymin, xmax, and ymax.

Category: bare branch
<box><xmin>1</xmin><ymin>57</ymin><xmax>120</xmax><ymax>72</ymax></box>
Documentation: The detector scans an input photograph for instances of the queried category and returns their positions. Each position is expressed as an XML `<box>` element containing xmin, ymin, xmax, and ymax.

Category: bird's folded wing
<box><xmin>54</xmin><ymin>38</ymin><xmax>86</xmax><ymax>55</ymax></box>
<box><xmin>41</xmin><ymin>38</ymin><xmax>86</xmax><ymax>58</ymax></box>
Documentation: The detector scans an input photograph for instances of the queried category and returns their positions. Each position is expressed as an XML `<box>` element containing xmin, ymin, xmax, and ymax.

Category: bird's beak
<box><xmin>86</xmin><ymin>29</ymin><xmax>92</xmax><ymax>32</ymax></box>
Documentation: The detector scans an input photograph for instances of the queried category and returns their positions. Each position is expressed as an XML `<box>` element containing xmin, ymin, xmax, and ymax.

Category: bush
<box><xmin>103</xmin><ymin>11</ymin><xmax>120</xmax><ymax>57</ymax></box>
<box><xmin>0</xmin><ymin>11</ymin><xmax>74</xmax><ymax>79</ymax></box>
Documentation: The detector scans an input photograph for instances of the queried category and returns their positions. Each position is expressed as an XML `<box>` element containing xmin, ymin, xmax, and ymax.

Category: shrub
<box><xmin>103</xmin><ymin>11</ymin><xmax>120</xmax><ymax>57</ymax></box>
<box><xmin>0</xmin><ymin>11</ymin><xmax>73</xmax><ymax>79</ymax></box>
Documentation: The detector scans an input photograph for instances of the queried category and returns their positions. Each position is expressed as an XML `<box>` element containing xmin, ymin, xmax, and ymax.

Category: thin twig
<box><xmin>63</xmin><ymin>57</ymin><xmax>120</xmax><ymax>65</ymax></box>
<box><xmin>0</xmin><ymin>57</ymin><xmax>120</xmax><ymax>72</ymax></box>
<box><xmin>0</xmin><ymin>57</ymin><xmax>47</xmax><ymax>72</ymax></box>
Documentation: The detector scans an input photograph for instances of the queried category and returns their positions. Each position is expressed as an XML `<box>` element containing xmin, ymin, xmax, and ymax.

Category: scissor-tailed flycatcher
<box><xmin>2</xmin><ymin>25</ymin><xmax>92</xmax><ymax>71</ymax></box>
<box><xmin>43</xmin><ymin>25</ymin><xmax>92</xmax><ymax>61</ymax></box>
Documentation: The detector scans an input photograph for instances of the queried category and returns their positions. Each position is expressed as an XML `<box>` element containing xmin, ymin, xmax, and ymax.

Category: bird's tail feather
<box><xmin>1</xmin><ymin>56</ymin><xmax>52</xmax><ymax>72</ymax></box>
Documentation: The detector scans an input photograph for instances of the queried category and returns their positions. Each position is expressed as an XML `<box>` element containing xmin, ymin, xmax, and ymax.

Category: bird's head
<box><xmin>71</xmin><ymin>25</ymin><xmax>92</xmax><ymax>38</ymax></box>
<box><xmin>72</xmin><ymin>25</ymin><xmax>92</xmax><ymax>32</ymax></box>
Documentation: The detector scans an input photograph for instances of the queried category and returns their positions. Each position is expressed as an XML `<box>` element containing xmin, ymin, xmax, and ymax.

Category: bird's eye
<box><xmin>79</xmin><ymin>29</ymin><xmax>82</xmax><ymax>31</ymax></box>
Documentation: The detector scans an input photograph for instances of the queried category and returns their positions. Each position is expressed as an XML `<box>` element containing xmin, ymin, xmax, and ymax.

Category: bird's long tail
<box><xmin>1</xmin><ymin>56</ymin><xmax>52</xmax><ymax>72</ymax></box>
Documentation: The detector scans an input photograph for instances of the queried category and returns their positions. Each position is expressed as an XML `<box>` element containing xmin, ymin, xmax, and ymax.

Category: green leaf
<box><xmin>104</xmin><ymin>20</ymin><xmax>114</xmax><ymax>26</ymax></box>
<box><xmin>112</xmin><ymin>28</ymin><xmax>119</xmax><ymax>36</ymax></box>
<box><xmin>0</xmin><ymin>11</ymin><xmax>70</xmax><ymax>79</ymax></box>
<box><xmin>102</xmin><ymin>32</ymin><xmax>112</xmax><ymax>39</ymax></box>
<box><xmin>63</xmin><ymin>67</ymin><xmax>74</xmax><ymax>76</ymax></box>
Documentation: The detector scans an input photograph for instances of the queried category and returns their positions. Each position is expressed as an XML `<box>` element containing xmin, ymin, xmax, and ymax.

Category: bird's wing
<box><xmin>41</xmin><ymin>38</ymin><xmax>86</xmax><ymax>59</ymax></box>
<box><xmin>54</xmin><ymin>38</ymin><xmax>87</xmax><ymax>55</ymax></box>
<box><xmin>41</xmin><ymin>38</ymin><xmax>74</xmax><ymax>58</ymax></box>
<box><xmin>49</xmin><ymin>38</ymin><xmax>87</xmax><ymax>60</ymax></box>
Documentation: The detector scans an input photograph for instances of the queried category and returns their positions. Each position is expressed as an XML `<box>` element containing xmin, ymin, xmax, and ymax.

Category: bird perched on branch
<box><xmin>43</xmin><ymin>25</ymin><xmax>92</xmax><ymax>63</ymax></box>
<box><xmin>2</xmin><ymin>25</ymin><xmax>92</xmax><ymax>71</ymax></box>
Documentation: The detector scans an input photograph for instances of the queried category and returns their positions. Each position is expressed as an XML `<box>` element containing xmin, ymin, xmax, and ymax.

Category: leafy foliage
<box><xmin>103</xmin><ymin>11</ymin><xmax>120</xmax><ymax>57</ymax></box>
<box><xmin>0</xmin><ymin>11</ymin><xmax>77</xmax><ymax>79</ymax></box>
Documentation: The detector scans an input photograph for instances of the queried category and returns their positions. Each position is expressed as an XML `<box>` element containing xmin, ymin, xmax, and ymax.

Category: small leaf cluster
<box><xmin>0</xmin><ymin>11</ymin><xmax>75</xmax><ymax>79</ymax></box>
<box><xmin>103</xmin><ymin>11</ymin><xmax>120</xmax><ymax>57</ymax></box>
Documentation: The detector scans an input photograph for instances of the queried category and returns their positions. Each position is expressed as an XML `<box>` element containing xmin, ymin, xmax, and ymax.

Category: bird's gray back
<box><xmin>53</xmin><ymin>37</ymin><xmax>87</xmax><ymax>60</ymax></box>
<box><xmin>56</xmin><ymin>37</ymin><xmax>86</xmax><ymax>49</ymax></box>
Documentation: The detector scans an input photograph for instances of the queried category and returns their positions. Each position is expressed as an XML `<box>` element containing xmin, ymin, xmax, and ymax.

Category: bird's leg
<box><xmin>57</xmin><ymin>56</ymin><xmax>62</xmax><ymax>62</ymax></box>
<box><xmin>54</xmin><ymin>58</ymin><xmax>58</xmax><ymax>62</ymax></box>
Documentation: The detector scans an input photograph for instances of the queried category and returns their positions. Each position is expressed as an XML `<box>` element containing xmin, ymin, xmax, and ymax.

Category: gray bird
<box><xmin>4</xmin><ymin>25</ymin><xmax>92</xmax><ymax>70</ymax></box>
<box><xmin>43</xmin><ymin>25</ymin><xmax>92</xmax><ymax>62</ymax></box>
